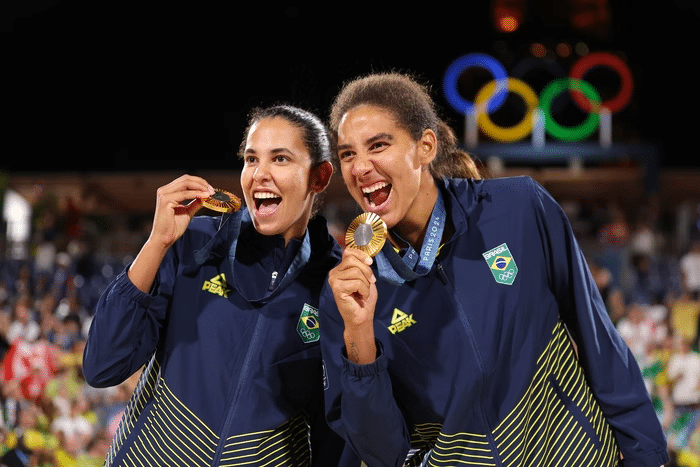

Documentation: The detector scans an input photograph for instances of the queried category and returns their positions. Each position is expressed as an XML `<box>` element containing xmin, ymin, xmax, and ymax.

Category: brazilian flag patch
<box><xmin>482</xmin><ymin>243</ymin><xmax>518</xmax><ymax>285</ymax></box>
<box><xmin>297</xmin><ymin>304</ymin><xmax>320</xmax><ymax>343</ymax></box>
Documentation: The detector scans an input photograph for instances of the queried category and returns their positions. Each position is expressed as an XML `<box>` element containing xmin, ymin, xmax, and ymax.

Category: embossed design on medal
<box><xmin>345</xmin><ymin>212</ymin><xmax>387</xmax><ymax>257</ymax></box>
<box><xmin>202</xmin><ymin>188</ymin><xmax>242</xmax><ymax>213</ymax></box>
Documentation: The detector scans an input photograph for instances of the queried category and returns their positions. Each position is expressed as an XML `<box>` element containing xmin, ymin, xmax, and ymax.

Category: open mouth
<box><xmin>254</xmin><ymin>192</ymin><xmax>282</xmax><ymax>215</ymax></box>
<box><xmin>362</xmin><ymin>181</ymin><xmax>392</xmax><ymax>209</ymax></box>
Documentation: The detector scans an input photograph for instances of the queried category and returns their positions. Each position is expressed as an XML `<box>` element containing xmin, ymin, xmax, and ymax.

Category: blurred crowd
<box><xmin>0</xmin><ymin>254</ymin><xmax>141</xmax><ymax>466</ymax></box>
<box><xmin>0</xmin><ymin>190</ymin><xmax>698</xmax><ymax>466</ymax></box>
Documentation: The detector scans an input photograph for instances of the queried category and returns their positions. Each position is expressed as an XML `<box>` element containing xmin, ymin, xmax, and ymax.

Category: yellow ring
<box><xmin>475</xmin><ymin>78</ymin><xmax>539</xmax><ymax>143</ymax></box>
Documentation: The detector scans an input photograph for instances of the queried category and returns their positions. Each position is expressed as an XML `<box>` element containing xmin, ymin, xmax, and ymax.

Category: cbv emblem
<box><xmin>482</xmin><ymin>243</ymin><xmax>518</xmax><ymax>285</ymax></box>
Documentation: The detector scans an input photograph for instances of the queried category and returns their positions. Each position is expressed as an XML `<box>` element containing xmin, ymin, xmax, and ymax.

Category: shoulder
<box><xmin>446</xmin><ymin>175</ymin><xmax>541</xmax><ymax>194</ymax></box>
<box><xmin>444</xmin><ymin>175</ymin><xmax>547</xmax><ymax>210</ymax></box>
<box><xmin>482</xmin><ymin>175</ymin><xmax>542</xmax><ymax>198</ymax></box>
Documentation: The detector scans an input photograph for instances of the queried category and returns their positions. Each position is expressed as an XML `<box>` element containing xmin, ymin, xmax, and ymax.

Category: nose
<box><xmin>350</xmin><ymin>153</ymin><xmax>373</xmax><ymax>178</ymax></box>
<box><xmin>253</xmin><ymin>160</ymin><xmax>271</xmax><ymax>182</ymax></box>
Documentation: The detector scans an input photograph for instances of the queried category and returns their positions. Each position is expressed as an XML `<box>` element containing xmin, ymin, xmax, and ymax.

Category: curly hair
<box><xmin>328</xmin><ymin>72</ymin><xmax>480</xmax><ymax>180</ymax></box>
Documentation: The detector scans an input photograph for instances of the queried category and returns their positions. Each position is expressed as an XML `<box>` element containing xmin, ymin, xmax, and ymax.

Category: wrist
<box><xmin>343</xmin><ymin>323</ymin><xmax>376</xmax><ymax>365</ymax></box>
<box><xmin>128</xmin><ymin>239</ymin><xmax>171</xmax><ymax>293</ymax></box>
<box><xmin>145</xmin><ymin>233</ymin><xmax>176</xmax><ymax>252</ymax></box>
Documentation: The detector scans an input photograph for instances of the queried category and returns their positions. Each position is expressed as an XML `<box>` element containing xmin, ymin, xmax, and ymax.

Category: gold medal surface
<box><xmin>345</xmin><ymin>212</ymin><xmax>387</xmax><ymax>257</ymax></box>
<box><xmin>202</xmin><ymin>189</ymin><xmax>241</xmax><ymax>213</ymax></box>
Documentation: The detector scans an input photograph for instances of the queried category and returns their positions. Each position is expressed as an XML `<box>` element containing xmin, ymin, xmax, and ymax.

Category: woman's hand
<box><xmin>128</xmin><ymin>175</ymin><xmax>214</xmax><ymax>293</ymax></box>
<box><xmin>328</xmin><ymin>247</ymin><xmax>378</xmax><ymax>364</ymax></box>
<box><xmin>149</xmin><ymin>175</ymin><xmax>215</xmax><ymax>249</ymax></box>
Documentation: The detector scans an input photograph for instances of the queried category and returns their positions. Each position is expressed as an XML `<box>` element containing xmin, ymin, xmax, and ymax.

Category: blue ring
<box><xmin>443</xmin><ymin>53</ymin><xmax>509</xmax><ymax>116</ymax></box>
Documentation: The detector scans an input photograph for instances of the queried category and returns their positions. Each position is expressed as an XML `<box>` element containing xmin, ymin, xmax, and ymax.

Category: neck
<box><xmin>392</xmin><ymin>179</ymin><xmax>439</xmax><ymax>249</ymax></box>
<box><xmin>281</xmin><ymin>201</ymin><xmax>314</xmax><ymax>247</ymax></box>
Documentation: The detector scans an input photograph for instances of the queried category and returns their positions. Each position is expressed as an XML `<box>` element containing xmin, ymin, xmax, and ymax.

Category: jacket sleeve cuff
<box><xmin>620</xmin><ymin>448</ymin><xmax>669</xmax><ymax>467</ymax></box>
<box><xmin>340</xmin><ymin>339</ymin><xmax>386</xmax><ymax>378</ymax></box>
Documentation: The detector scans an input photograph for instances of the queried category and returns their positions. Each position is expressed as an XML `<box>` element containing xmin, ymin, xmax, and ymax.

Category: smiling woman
<box><xmin>82</xmin><ymin>105</ymin><xmax>359</xmax><ymax>467</ymax></box>
<box><xmin>320</xmin><ymin>72</ymin><xmax>669</xmax><ymax>467</ymax></box>
<box><xmin>239</xmin><ymin>108</ymin><xmax>332</xmax><ymax>244</ymax></box>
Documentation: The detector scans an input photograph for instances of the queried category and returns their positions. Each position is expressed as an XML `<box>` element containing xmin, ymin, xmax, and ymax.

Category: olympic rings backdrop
<box><xmin>442</xmin><ymin>52</ymin><xmax>634</xmax><ymax>143</ymax></box>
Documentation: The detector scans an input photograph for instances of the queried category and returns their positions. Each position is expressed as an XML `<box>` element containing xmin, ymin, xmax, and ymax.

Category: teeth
<box><xmin>362</xmin><ymin>182</ymin><xmax>388</xmax><ymax>194</ymax></box>
<box><xmin>254</xmin><ymin>192</ymin><xmax>280</xmax><ymax>199</ymax></box>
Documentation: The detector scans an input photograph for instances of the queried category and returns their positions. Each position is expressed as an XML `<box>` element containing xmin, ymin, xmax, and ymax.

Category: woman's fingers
<box><xmin>157</xmin><ymin>175</ymin><xmax>215</xmax><ymax>206</ymax></box>
<box><xmin>149</xmin><ymin>175</ymin><xmax>216</xmax><ymax>247</ymax></box>
<box><xmin>329</xmin><ymin>248</ymin><xmax>378</xmax><ymax>304</ymax></box>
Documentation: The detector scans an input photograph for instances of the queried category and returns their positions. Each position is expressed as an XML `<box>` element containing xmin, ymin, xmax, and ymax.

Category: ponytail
<box><xmin>431</xmin><ymin>120</ymin><xmax>481</xmax><ymax>180</ymax></box>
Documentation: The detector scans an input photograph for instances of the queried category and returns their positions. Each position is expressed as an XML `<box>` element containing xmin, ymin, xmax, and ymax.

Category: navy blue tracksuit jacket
<box><xmin>83</xmin><ymin>211</ymin><xmax>358</xmax><ymax>466</ymax></box>
<box><xmin>321</xmin><ymin>177</ymin><xmax>668</xmax><ymax>467</ymax></box>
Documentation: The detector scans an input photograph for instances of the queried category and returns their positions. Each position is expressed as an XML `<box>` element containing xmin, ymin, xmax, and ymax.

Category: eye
<box><xmin>244</xmin><ymin>155</ymin><xmax>257</xmax><ymax>164</ymax></box>
<box><xmin>369</xmin><ymin>140</ymin><xmax>388</xmax><ymax>152</ymax></box>
<box><xmin>338</xmin><ymin>150</ymin><xmax>354</xmax><ymax>161</ymax></box>
<box><xmin>273</xmin><ymin>155</ymin><xmax>289</xmax><ymax>163</ymax></box>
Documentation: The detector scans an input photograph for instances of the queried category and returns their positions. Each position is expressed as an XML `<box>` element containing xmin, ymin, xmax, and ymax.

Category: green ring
<box><xmin>539</xmin><ymin>78</ymin><xmax>601</xmax><ymax>141</ymax></box>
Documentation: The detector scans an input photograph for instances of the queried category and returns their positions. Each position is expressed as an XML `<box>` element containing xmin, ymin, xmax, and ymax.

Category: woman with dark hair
<box><xmin>83</xmin><ymin>105</ymin><xmax>358</xmax><ymax>466</ymax></box>
<box><xmin>320</xmin><ymin>72</ymin><xmax>668</xmax><ymax>467</ymax></box>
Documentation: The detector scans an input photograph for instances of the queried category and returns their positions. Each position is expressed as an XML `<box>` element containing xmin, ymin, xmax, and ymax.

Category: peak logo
<box><xmin>388</xmin><ymin>308</ymin><xmax>416</xmax><ymax>335</ymax></box>
<box><xmin>202</xmin><ymin>273</ymin><xmax>231</xmax><ymax>298</ymax></box>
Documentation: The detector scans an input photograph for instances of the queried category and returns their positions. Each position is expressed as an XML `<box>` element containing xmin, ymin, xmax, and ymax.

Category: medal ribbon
<box><xmin>193</xmin><ymin>208</ymin><xmax>310</xmax><ymax>303</ymax></box>
<box><xmin>376</xmin><ymin>190</ymin><xmax>446</xmax><ymax>286</ymax></box>
<box><xmin>229</xmin><ymin>209</ymin><xmax>311</xmax><ymax>303</ymax></box>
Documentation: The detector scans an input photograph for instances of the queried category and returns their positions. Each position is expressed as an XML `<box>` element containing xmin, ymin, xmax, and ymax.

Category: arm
<box><xmin>82</xmin><ymin>268</ymin><xmax>167</xmax><ymax>387</ymax></box>
<box><xmin>321</xmin><ymin>249</ymin><xmax>411</xmax><ymax>467</ymax></box>
<box><xmin>128</xmin><ymin>175</ymin><xmax>213</xmax><ymax>292</ymax></box>
<box><xmin>330</xmin><ymin>249</ymin><xmax>378</xmax><ymax>364</ymax></box>
<box><xmin>82</xmin><ymin>175</ymin><xmax>214</xmax><ymax>387</ymax></box>
<box><xmin>530</xmin><ymin>179</ymin><xmax>669</xmax><ymax>467</ymax></box>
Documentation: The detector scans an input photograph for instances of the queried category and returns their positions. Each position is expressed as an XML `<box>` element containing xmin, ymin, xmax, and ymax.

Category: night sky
<box><xmin>2</xmin><ymin>1</ymin><xmax>699</xmax><ymax>173</ymax></box>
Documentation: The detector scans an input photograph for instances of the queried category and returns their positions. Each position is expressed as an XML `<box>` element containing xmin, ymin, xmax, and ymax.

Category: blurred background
<box><xmin>1</xmin><ymin>0</ymin><xmax>699</xmax><ymax>465</ymax></box>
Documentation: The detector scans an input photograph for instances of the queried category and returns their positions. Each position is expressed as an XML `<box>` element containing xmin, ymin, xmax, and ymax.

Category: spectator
<box><xmin>0</xmin><ymin>380</ymin><xmax>23</xmax><ymax>432</ymax></box>
<box><xmin>597</xmin><ymin>202</ymin><xmax>631</xmax><ymax>247</ymax></box>
<box><xmin>589</xmin><ymin>259</ymin><xmax>626</xmax><ymax>322</ymax></box>
<box><xmin>74</xmin><ymin>430</ymin><xmax>110</xmax><ymax>467</ymax></box>
<box><xmin>6</xmin><ymin>295</ymin><xmax>40</xmax><ymax>343</ymax></box>
<box><xmin>629</xmin><ymin>207</ymin><xmax>662</xmax><ymax>258</ymax></box>
<box><xmin>667</xmin><ymin>337</ymin><xmax>700</xmax><ymax>450</ymax></box>
<box><xmin>0</xmin><ymin>310</ymin><xmax>12</xmax><ymax>361</ymax></box>
<box><xmin>629</xmin><ymin>253</ymin><xmax>668</xmax><ymax>306</ymax></box>
<box><xmin>681</xmin><ymin>240</ymin><xmax>700</xmax><ymax>299</ymax></box>
<box><xmin>669</xmin><ymin>290</ymin><xmax>700</xmax><ymax>346</ymax></box>
<box><xmin>46</xmin><ymin>314</ymin><xmax>83</xmax><ymax>352</ymax></box>
<box><xmin>617</xmin><ymin>302</ymin><xmax>666</xmax><ymax>362</ymax></box>
<box><xmin>50</xmin><ymin>396</ymin><xmax>95</xmax><ymax>454</ymax></box>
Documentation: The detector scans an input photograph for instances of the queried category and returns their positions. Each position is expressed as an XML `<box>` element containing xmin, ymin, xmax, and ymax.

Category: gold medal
<box><xmin>202</xmin><ymin>188</ymin><xmax>241</xmax><ymax>213</ymax></box>
<box><xmin>345</xmin><ymin>212</ymin><xmax>387</xmax><ymax>257</ymax></box>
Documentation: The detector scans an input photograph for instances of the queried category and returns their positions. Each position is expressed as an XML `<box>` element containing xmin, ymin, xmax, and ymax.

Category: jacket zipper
<box><xmin>435</xmin><ymin>262</ymin><xmax>449</xmax><ymax>285</ymax></box>
<box><xmin>268</xmin><ymin>271</ymin><xmax>278</xmax><ymax>291</ymax></box>
<box><xmin>211</xmin><ymin>313</ymin><xmax>266</xmax><ymax>466</ymax></box>
<box><xmin>435</xmin><ymin>259</ymin><xmax>503</xmax><ymax>467</ymax></box>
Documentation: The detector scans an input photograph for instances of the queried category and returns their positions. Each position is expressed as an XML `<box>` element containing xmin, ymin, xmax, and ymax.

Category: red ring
<box><xmin>570</xmin><ymin>52</ymin><xmax>633</xmax><ymax>114</ymax></box>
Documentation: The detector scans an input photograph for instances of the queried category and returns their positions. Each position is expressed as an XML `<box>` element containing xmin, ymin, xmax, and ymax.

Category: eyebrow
<box><xmin>336</xmin><ymin>132</ymin><xmax>394</xmax><ymax>152</ymax></box>
<box><xmin>244</xmin><ymin>147</ymin><xmax>294</xmax><ymax>155</ymax></box>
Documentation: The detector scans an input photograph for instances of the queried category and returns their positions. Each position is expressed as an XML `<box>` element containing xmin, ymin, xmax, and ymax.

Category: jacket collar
<box><xmin>193</xmin><ymin>209</ymin><xmax>311</xmax><ymax>304</ymax></box>
<box><xmin>439</xmin><ymin>177</ymin><xmax>487</xmax><ymax>237</ymax></box>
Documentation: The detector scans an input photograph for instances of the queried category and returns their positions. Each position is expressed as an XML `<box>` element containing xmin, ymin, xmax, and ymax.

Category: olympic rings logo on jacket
<box><xmin>442</xmin><ymin>52</ymin><xmax>634</xmax><ymax>142</ymax></box>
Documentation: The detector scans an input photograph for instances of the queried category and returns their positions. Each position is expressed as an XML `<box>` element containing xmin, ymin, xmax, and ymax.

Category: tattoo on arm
<box><xmin>348</xmin><ymin>342</ymin><xmax>360</xmax><ymax>364</ymax></box>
